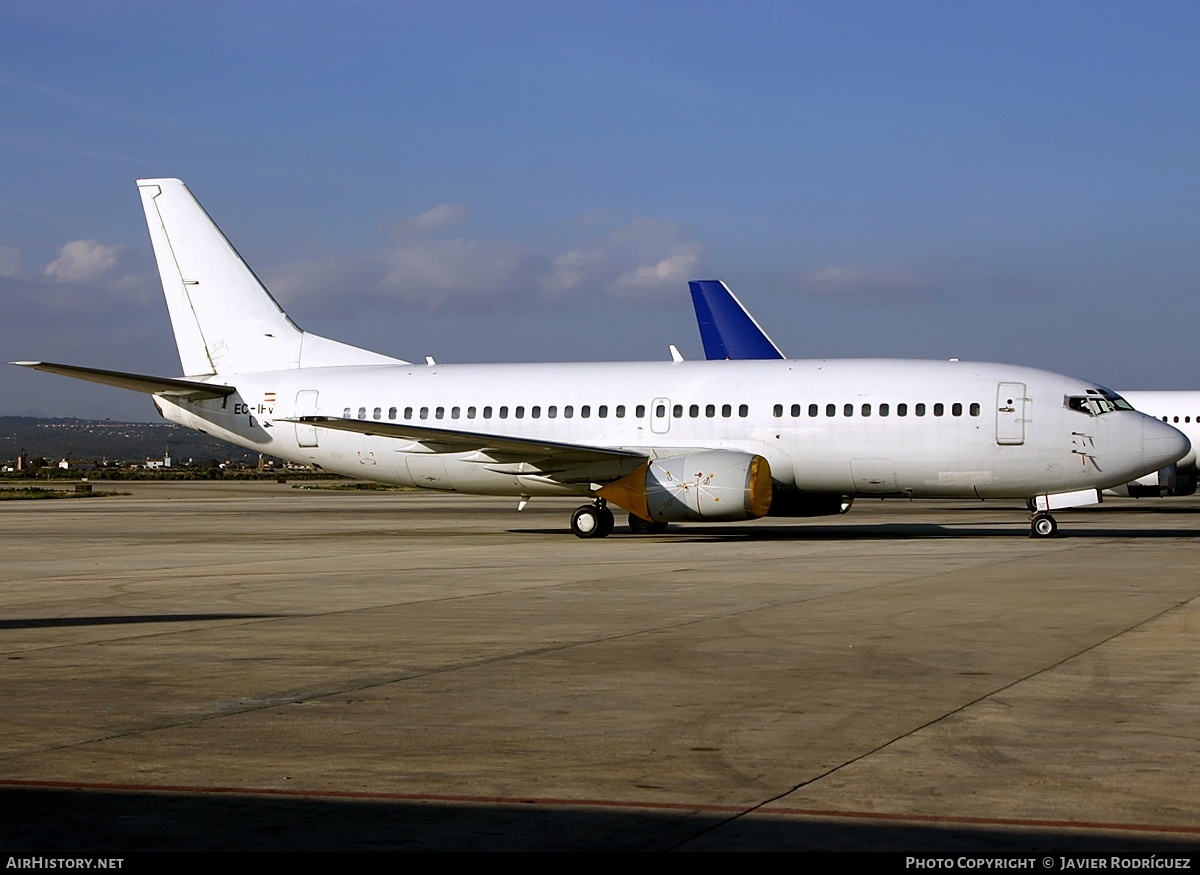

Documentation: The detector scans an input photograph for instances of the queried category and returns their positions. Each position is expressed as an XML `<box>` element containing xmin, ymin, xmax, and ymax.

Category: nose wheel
<box><xmin>1030</xmin><ymin>512</ymin><xmax>1057</xmax><ymax>538</ymax></box>
<box><xmin>571</xmin><ymin>499</ymin><xmax>615</xmax><ymax>538</ymax></box>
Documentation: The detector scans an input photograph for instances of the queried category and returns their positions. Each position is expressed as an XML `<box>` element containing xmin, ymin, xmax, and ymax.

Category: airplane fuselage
<box><xmin>156</xmin><ymin>357</ymin><xmax>1179</xmax><ymax>503</ymax></box>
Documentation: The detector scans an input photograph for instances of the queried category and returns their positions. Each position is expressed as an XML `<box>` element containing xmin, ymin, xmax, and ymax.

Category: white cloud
<box><xmin>611</xmin><ymin>246</ymin><xmax>701</xmax><ymax>300</ymax></box>
<box><xmin>800</xmin><ymin>265</ymin><xmax>938</xmax><ymax>306</ymax></box>
<box><xmin>45</xmin><ymin>240</ymin><xmax>121</xmax><ymax>283</ymax></box>
<box><xmin>263</xmin><ymin>211</ymin><xmax>707</xmax><ymax>315</ymax></box>
<box><xmin>408</xmin><ymin>204</ymin><xmax>469</xmax><ymax>231</ymax></box>
<box><xmin>541</xmin><ymin>249</ymin><xmax>608</xmax><ymax>297</ymax></box>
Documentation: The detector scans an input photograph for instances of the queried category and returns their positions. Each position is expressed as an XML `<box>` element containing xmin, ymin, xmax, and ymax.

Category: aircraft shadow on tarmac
<box><xmin>0</xmin><ymin>613</ymin><xmax>278</xmax><ymax>631</ymax></box>
<box><xmin>2</xmin><ymin>785</ymin><xmax>1197</xmax><ymax>853</ymax></box>
<box><xmin>512</xmin><ymin>523</ymin><xmax>1200</xmax><ymax>540</ymax></box>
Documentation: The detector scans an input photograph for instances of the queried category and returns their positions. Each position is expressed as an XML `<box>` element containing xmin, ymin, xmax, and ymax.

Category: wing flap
<box><xmin>282</xmin><ymin>416</ymin><xmax>646</xmax><ymax>465</ymax></box>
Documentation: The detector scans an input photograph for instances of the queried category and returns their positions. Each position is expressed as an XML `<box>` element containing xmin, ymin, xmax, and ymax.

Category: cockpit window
<box><xmin>1066</xmin><ymin>394</ymin><xmax>1121</xmax><ymax>416</ymax></box>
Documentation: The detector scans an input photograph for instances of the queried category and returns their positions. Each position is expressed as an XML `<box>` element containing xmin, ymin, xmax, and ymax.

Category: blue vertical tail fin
<box><xmin>687</xmin><ymin>280</ymin><xmax>786</xmax><ymax>360</ymax></box>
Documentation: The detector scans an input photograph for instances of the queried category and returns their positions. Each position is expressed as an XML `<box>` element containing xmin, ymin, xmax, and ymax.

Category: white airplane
<box><xmin>687</xmin><ymin>280</ymin><xmax>1200</xmax><ymax>501</ymax></box>
<box><xmin>11</xmin><ymin>180</ymin><xmax>1189</xmax><ymax>539</ymax></box>
<box><xmin>1105</xmin><ymin>392</ymin><xmax>1199</xmax><ymax>496</ymax></box>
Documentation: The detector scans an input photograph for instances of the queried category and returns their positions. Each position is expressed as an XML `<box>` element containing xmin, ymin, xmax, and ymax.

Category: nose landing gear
<box><xmin>1030</xmin><ymin>512</ymin><xmax>1058</xmax><ymax>538</ymax></box>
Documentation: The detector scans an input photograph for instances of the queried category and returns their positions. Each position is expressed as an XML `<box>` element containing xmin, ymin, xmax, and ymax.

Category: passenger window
<box><xmin>773</xmin><ymin>404</ymin><xmax>783</xmax><ymax>418</ymax></box>
<box><xmin>565</xmin><ymin>406</ymin><xmax>574</xmax><ymax>418</ymax></box>
<box><xmin>952</xmin><ymin>403</ymin><xmax>962</xmax><ymax>416</ymax></box>
<box><xmin>467</xmin><ymin>406</ymin><xmax>476</xmax><ymax>419</ymax></box>
<box><xmin>342</xmin><ymin>407</ymin><xmax>351</xmax><ymax>419</ymax></box>
<box><xmin>689</xmin><ymin>404</ymin><xmax>700</xmax><ymax>418</ymax></box>
<box><xmin>861</xmin><ymin>403</ymin><xmax>871</xmax><ymax>417</ymax></box>
<box><xmin>809</xmin><ymin>404</ymin><xmax>818</xmax><ymax>417</ymax></box>
<box><xmin>358</xmin><ymin>407</ymin><xmax>367</xmax><ymax>419</ymax></box>
<box><xmin>404</xmin><ymin>406</ymin><xmax>413</xmax><ymax>419</ymax></box>
<box><xmin>739</xmin><ymin>404</ymin><xmax>748</xmax><ymax>417</ymax></box>
<box><xmin>388</xmin><ymin>407</ymin><xmax>397</xmax><ymax>420</ymax></box>
<box><xmin>897</xmin><ymin>403</ymin><xmax>907</xmax><ymax>417</ymax></box>
<box><xmin>531</xmin><ymin>406</ymin><xmax>541</xmax><ymax>419</ymax></box>
<box><xmin>635</xmin><ymin>405</ymin><xmax>644</xmax><ymax>418</ymax></box>
<box><xmin>706</xmin><ymin>404</ymin><xmax>716</xmax><ymax>418</ymax></box>
<box><xmin>435</xmin><ymin>406</ymin><xmax>445</xmax><ymax>420</ymax></box>
<box><xmin>933</xmin><ymin>403</ymin><xmax>944</xmax><ymax>417</ymax></box>
<box><xmin>372</xmin><ymin>407</ymin><xmax>381</xmax><ymax>420</ymax></box>
<box><xmin>826</xmin><ymin>404</ymin><xmax>836</xmax><ymax>417</ymax></box>
<box><xmin>656</xmin><ymin>404</ymin><xmax>666</xmax><ymax>418</ymax></box>
<box><xmin>791</xmin><ymin>404</ymin><xmax>801</xmax><ymax>417</ymax></box>
<box><xmin>483</xmin><ymin>406</ymin><xmax>492</xmax><ymax>418</ymax></box>
<box><xmin>970</xmin><ymin>403</ymin><xmax>980</xmax><ymax>416</ymax></box>
<box><xmin>879</xmin><ymin>403</ymin><xmax>889</xmax><ymax>417</ymax></box>
<box><xmin>673</xmin><ymin>404</ymin><xmax>683</xmax><ymax>418</ymax></box>
<box><xmin>616</xmin><ymin>405</ymin><xmax>626</xmax><ymax>418</ymax></box>
<box><xmin>722</xmin><ymin>404</ymin><xmax>732</xmax><ymax>417</ymax></box>
<box><xmin>844</xmin><ymin>404</ymin><xmax>854</xmax><ymax>417</ymax></box>
<box><xmin>516</xmin><ymin>406</ymin><xmax>525</xmax><ymax>419</ymax></box>
<box><xmin>915</xmin><ymin>404</ymin><xmax>925</xmax><ymax>416</ymax></box>
<box><xmin>451</xmin><ymin>406</ymin><xmax>461</xmax><ymax>419</ymax></box>
<box><xmin>499</xmin><ymin>406</ymin><xmax>508</xmax><ymax>419</ymax></box>
<box><xmin>547</xmin><ymin>405</ymin><xmax>557</xmax><ymax>418</ymax></box>
<box><xmin>419</xmin><ymin>407</ymin><xmax>429</xmax><ymax>420</ymax></box>
<box><xmin>599</xmin><ymin>405</ymin><xmax>608</xmax><ymax>417</ymax></box>
<box><xmin>581</xmin><ymin>405</ymin><xmax>591</xmax><ymax>418</ymax></box>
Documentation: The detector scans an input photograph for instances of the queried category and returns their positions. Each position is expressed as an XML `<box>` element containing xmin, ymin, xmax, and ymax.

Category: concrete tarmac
<box><xmin>1</xmin><ymin>481</ymin><xmax>1198</xmax><ymax>851</ymax></box>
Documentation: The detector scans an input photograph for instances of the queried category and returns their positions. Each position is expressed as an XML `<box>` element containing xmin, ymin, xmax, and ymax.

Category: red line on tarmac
<box><xmin>3</xmin><ymin>778</ymin><xmax>1198</xmax><ymax>837</ymax></box>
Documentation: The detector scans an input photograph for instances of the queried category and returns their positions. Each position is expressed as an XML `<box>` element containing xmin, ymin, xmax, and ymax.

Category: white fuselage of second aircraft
<box><xmin>157</xmin><ymin>357</ymin><xmax>1182</xmax><ymax>502</ymax></box>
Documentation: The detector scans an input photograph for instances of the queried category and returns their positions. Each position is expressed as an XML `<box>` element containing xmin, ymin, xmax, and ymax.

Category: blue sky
<box><xmin>3</xmin><ymin>1</ymin><xmax>1199</xmax><ymax>420</ymax></box>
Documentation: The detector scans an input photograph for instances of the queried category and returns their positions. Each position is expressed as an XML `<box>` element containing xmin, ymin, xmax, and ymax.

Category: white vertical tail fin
<box><xmin>137</xmin><ymin>178</ymin><xmax>404</xmax><ymax>376</ymax></box>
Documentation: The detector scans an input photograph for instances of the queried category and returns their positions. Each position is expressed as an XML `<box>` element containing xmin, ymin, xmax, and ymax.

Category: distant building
<box><xmin>145</xmin><ymin>447</ymin><xmax>172</xmax><ymax>469</ymax></box>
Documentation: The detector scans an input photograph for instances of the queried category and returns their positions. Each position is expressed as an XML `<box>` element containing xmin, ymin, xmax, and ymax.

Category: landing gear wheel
<box><xmin>571</xmin><ymin>504</ymin><xmax>614</xmax><ymax>539</ymax></box>
<box><xmin>628</xmin><ymin>513</ymin><xmax>669</xmax><ymax>535</ymax></box>
<box><xmin>1030</xmin><ymin>513</ymin><xmax>1057</xmax><ymax>538</ymax></box>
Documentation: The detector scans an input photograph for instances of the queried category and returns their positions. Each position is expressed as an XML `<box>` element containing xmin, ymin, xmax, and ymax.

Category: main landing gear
<box><xmin>627</xmin><ymin>513</ymin><xmax>669</xmax><ymax>535</ymax></box>
<box><xmin>1030</xmin><ymin>512</ymin><xmax>1058</xmax><ymax>538</ymax></box>
<box><xmin>570</xmin><ymin>499</ymin><xmax>615</xmax><ymax>539</ymax></box>
<box><xmin>570</xmin><ymin>500</ymin><xmax>672</xmax><ymax>538</ymax></box>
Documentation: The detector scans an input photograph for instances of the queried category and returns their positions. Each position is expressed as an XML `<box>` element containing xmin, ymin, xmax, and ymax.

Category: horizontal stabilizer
<box><xmin>688</xmin><ymin>280</ymin><xmax>786</xmax><ymax>360</ymax></box>
<box><xmin>10</xmin><ymin>361</ymin><xmax>235</xmax><ymax>399</ymax></box>
<box><xmin>282</xmin><ymin>416</ymin><xmax>646</xmax><ymax>465</ymax></box>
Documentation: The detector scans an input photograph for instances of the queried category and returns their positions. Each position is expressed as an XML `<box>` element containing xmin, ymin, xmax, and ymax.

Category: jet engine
<box><xmin>597</xmin><ymin>451</ymin><xmax>772</xmax><ymax>522</ymax></box>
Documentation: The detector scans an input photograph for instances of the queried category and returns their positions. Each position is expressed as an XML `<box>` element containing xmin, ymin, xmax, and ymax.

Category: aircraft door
<box><xmin>651</xmin><ymin>397</ymin><xmax>671</xmax><ymax>434</ymax></box>
<box><xmin>996</xmin><ymin>382</ymin><xmax>1026</xmax><ymax>445</ymax></box>
<box><xmin>295</xmin><ymin>389</ymin><xmax>320</xmax><ymax>448</ymax></box>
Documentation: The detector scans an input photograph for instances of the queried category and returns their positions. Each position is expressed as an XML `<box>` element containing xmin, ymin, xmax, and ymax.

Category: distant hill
<box><xmin>0</xmin><ymin>417</ymin><xmax>272</xmax><ymax>466</ymax></box>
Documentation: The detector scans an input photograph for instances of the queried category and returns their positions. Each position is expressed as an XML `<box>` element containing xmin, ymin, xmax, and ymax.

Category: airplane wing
<box><xmin>11</xmin><ymin>361</ymin><xmax>236</xmax><ymax>400</ymax></box>
<box><xmin>282</xmin><ymin>416</ymin><xmax>647</xmax><ymax>465</ymax></box>
<box><xmin>688</xmin><ymin>280</ymin><xmax>786</xmax><ymax>360</ymax></box>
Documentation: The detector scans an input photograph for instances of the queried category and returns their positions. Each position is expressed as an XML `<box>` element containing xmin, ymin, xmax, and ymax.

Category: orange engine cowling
<box><xmin>597</xmin><ymin>451</ymin><xmax>773</xmax><ymax>522</ymax></box>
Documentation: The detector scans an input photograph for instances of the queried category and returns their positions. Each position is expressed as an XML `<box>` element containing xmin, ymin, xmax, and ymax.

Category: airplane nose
<box><xmin>1143</xmin><ymin>416</ymin><xmax>1191</xmax><ymax>470</ymax></box>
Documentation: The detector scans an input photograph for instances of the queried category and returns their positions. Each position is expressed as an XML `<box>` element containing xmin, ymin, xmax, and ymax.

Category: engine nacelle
<box><xmin>597</xmin><ymin>451</ymin><xmax>773</xmax><ymax>522</ymax></box>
